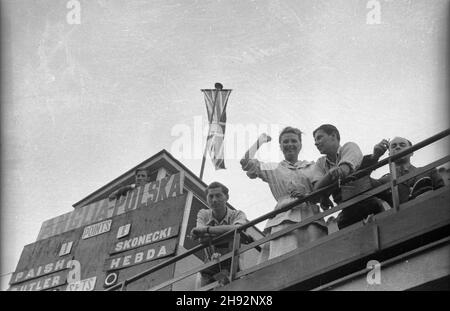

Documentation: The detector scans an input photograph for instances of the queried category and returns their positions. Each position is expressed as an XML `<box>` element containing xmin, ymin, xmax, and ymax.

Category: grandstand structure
<box><xmin>7</xmin><ymin>129</ymin><xmax>450</xmax><ymax>291</ymax></box>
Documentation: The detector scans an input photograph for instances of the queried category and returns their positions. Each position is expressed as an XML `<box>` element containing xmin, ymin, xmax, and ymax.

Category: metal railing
<box><xmin>105</xmin><ymin>128</ymin><xmax>450</xmax><ymax>291</ymax></box>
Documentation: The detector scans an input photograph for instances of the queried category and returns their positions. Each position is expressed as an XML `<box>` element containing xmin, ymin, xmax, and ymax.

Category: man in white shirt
<box><xmin>190</xmin><ymin>182</ymin><xmax>248</xmax><ymax>288</ymax></box>
<box><xmin>312</xmin><ymin>124</ymin><xmax>385</xmax><ymax>229</ymax></box>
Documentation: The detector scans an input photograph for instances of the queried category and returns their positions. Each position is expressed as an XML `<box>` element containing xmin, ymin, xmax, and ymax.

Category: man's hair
<box><xmin>313</xmin><ymin>124</ymin><xmax>340</xmax><ymax>142</ymax></box>
<box><xmin>205</xmin><ymin>181</ymin><xmax>229</xmax><ymax>197</ymax></box>
<box><xmin>279</xmin><ymin>126</ymin><xmax>303</xmax><ymax>143</ymax></box>
<box><xmin>135</xmin><ymin>168</ymin><xmax>148</xmax><ymax>176</ymax></box>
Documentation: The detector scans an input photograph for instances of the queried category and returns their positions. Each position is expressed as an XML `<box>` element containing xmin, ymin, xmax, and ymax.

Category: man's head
<box><xmin>279</xmin><ymin>127</ymin><xmax>303</xmax><ymax>163</ymax></box>
<box><xmin>313</xmin><ymin>124</ymin><xmax>340</xmax><ymax>155</ymax></box>
<box><xmin>135</xmin><ymin>168</ymin><xmax>149</xmax><ymax>186</ymax></box>
<box><xmin>389</xmin><ymin>137</ymin><xmax>413</xmax><ymax>164</ymax></box>
<box><xmin>205</xmin><ymin>181</ymin><xmax>229</xmax><ymax>212</ymax></box>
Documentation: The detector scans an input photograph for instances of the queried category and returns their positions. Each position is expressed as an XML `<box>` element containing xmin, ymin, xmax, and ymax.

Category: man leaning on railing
<box><xmin>190</xmin><ymin>181</ymin><xmax>248</xmax><ymax>289</ymax></box>
<box><xmin>311</xmin><ymin>124</ymin><xmax>387</xmax><ymax>229</ymax></box>
<box><xmin>371</xmin><ymin>136</ymin><xmax>445</xmax><ymax>205</ymax></box>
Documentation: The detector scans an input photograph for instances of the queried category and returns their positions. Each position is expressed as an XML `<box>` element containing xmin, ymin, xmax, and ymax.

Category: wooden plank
<box><xmin>328</xmin><ymin>242</ymin><xmax>450</xmax><ymax>291</ymax></box>
<box><xmin>219</xmin><ymin>224</ymin><xmax>379</xmax><ymax>291</ymax></box>
<box><xmin>312</xmin><ymin>237</ymin><xmax>450</xmax><ymax>290</ymax></box>
<box><xmin>378</xmin><ymin>187</ymin><xmax>450</xmax><ymax>249</ymax></box>
<box><xmin>222</xmin><ymin>187</ymin><xmax>450</xmax><ymax>291</ymax></box>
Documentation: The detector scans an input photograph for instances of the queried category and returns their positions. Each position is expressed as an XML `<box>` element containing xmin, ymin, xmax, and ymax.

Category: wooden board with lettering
<box><xmin>82</xmin><ymin>219</ymin><xmax>112</xmax><ymax>239</ymax></box>
<box><xmin>104</xmin><ymin>238</ymin><xmax>178</xmax><ymax>271</ymax></box>
<box><xmin>9</xmin><ymin>193</ymin><xmax>187</xmax><ymax>291</ymax></box>
<box><xmin>8</xmin><ymin>270</ymin><xmax>68</xmax><ymax>291</ymax></box>
<box><xmin>37</xmin><ymin>172</ymin><xmax>185</xmax><ymax>240</ymax></box>
<box><xmin>66</xmin><ymin>276</ymin><xmax>97</xmax><ymax>291</ymax></box>
<box><xmin>110</xmin><ymin>224</ymin><xmax>179</xmax><ymax>255</ymax></box>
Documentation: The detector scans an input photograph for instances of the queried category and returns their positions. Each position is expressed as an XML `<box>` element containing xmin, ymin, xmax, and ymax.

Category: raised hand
<box><xmin>241</xmin><ymin>133</ymin><xmax>272</xmax><ymax>169</ymax></box>
<box><xmin>373</xmin><ymin>139</ymin><xmax>389</xmax><ymax>160</ymax></box>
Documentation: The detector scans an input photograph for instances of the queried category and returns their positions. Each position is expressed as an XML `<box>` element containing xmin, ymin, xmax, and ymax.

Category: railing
<box><xmin>105</xmin><ymin>128</ymin><xmax>450</xmax><ymax>291</ymax></box>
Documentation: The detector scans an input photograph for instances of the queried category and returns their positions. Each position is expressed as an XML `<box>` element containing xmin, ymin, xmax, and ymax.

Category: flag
<box><xmin>202</xmin><ymin>88</ymin><xmax>231</xmax><ymax>170</ymax></box>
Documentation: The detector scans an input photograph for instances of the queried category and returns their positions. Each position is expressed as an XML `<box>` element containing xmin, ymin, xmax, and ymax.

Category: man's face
<box><xmin>389</xmin><ymin>137</ymin><xmax>412</xmax><ymax>163</ymax></box>
<box><xmin>135</xmin><ymin>171</ymin><xmax>148</xmax><ymax>186</ymax></box>
<box><xmin>314</xmin><ymin>129</ymin><xmax>336</xmax><ymax>155</ymax></box>
<box><xmin>280</xmin><ymin>133</ymin><xmax>302</xmax><ymax>162</ymax></box>
<box><xmin>206</xmin><ymin>187</ymin><xmax>228</xmax><ymax>212</ymax></box>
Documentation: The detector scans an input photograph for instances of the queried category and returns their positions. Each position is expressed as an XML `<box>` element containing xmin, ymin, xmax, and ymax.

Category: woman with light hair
<box><xmin>241</xmin><ymin>127</ymin><xmax>327</xmax><ymax>262</ymax></box>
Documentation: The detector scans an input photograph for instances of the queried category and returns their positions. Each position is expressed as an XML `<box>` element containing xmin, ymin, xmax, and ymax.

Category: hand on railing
<box><xmin>190</xmin><ymin>227</ymin><xmax>212</xmax><ymax>241</ymax></box>
<box><xmin>210</xmin><ymin>252</ymin><xmax>221</xmax><ymax>261</ymax></box>
<box><xmin>289</xmin><ymin>190</ymin><xmax>307</xmax><ymax>199</ymax></box>
<box><xmin>289</xmin><ymin>190</ymin><xmax>319</xmax><ymax>205</ymax></box>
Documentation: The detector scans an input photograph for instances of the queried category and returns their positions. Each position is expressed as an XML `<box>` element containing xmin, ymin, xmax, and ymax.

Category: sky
<box><xmin>1</xmin><ymin>0</ymin><xmax>449</xmax><ymax>290</ymax></box>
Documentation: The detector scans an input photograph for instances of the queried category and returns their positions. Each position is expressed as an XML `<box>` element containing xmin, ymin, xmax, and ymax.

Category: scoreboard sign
<box><xmin>82</xmin><ymin>219</ymin><xmax>112</xmax><ymax>239</ymax></box>
<box><xmin>105</xmin><ymin>238</ymin><xmax>178</xmax><ymax>271</ymax></box>
<box><xmin>11</xmin><ymin>181</ymin><xmax>187</xmax><ymax>290</ymax></box>
<box><xmin>37</xmin><ymin>172</ymin><xmax>184</xmax><ymax>240</ymax></box>
<box><xmin>66</xmin><ymin>276</ymin><xmax>97</xmax><ymax>291</ymax></box>
<box><xmin>10</xmin><ymin>258</ymin><xmax>71</xmax><ymax>285</ymax></box>
<box><xmin>110</xmin><ymin>225</ymin><xmax>178</xmax><ymax>254</ymax></box>
<box><xmin>9</xmin><ymin>270</ymin><xmax>68</xmax><ymax>291</ymax></box>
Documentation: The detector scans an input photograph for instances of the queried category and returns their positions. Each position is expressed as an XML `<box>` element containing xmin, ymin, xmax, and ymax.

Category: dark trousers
<box><xmin>337</xmin><ymin>198</ymin><xmax>384</xmax><ymax>229</ymax></box>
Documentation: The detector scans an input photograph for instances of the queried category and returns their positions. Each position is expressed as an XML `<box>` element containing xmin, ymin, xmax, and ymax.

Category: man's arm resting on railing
<box><xmin>313</xmin><ymin>163</ymin><xmax>353</xmax><ymax>190</ymax></box>
<box><xmin>191</xmin><ymin>224</ymin><xmax>242</xmax><ymax>240</ymax></box>
<box><xmin>206</xmin><ymin>225</ymin><xmax>241</xmax><ymax>237</ymax></box>
<box><xmin>312</xmin><ymin>164</ymin><xmax>353</xmax><ymax>209</ymax></box>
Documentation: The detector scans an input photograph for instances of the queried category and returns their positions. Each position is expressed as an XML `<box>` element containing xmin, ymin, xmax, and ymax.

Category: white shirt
<box><xmin>244</xmin><ymin>159</ymin><xmax>323</xmax><ymax>229</ymax></box>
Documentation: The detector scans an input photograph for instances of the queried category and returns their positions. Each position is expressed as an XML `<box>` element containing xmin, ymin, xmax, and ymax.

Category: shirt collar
<box><xmin>207</xmin><ymin>207</ymin><xmax>232</xmax><ymax>226</ymax></box>
<box><xmin>325</xmin><ymin>145</ymin><xmax>342</xmax><ymax>167</ymax></box>
<box><xmin>396</xmin><ymin>163</ymin><xmax>415</xmax><ymax>175</ymax></box>
<box><xmin>281</xmin><ymin>160</ymin><xmax>313</xmax><ymax>170</ymax></box>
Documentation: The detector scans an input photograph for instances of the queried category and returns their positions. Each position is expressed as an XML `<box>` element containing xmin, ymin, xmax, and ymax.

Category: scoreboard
<box><xmin>9</xmin><ymin>172</ymin><xmax>187</xmax><ymax>291</ymax></box>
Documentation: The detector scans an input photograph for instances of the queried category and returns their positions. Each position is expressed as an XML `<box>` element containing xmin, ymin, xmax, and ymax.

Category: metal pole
<box><xmin>199</xmin><ymin>141</ymin><xmax>209</xmax><ymax>180</ymax></box>
<box><xmin>229</xmin><ymin>229</ymin><xmax>241</xmax><ymax>282</ymax></box>
<box><xmin>389</xmin><ymin>158</ymin><xmax>400</xmax><ymax>211</ymax></box>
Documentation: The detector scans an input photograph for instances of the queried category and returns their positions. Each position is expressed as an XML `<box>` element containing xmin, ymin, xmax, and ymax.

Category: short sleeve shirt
<box><xmin>197</xmin><ymin>207</ymin><xmax>248</xmax><ymax>228</ymax></box>
<box><xmin>243</xmin><ymin>159</ymin><xmax>325</xmax><ymax>229</ymax></box>
<box><xmin>244</xmin><ymin>159</ymin><xmax>317</xmax><ymax>202</ymax></box>
<box><xmin>311</xmin><ymin>142</ymin><xmax>363</xmax><ymax>185</ymax></box>
<box><xmin>196</xmin><ymin>207</ymin><xmax>248</xmax><ymax>259</ymax></box>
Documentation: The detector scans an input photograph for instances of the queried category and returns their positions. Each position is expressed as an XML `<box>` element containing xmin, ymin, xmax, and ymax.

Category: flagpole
<box><xmin>199</xmin><ymin>83</ymin><xmax>221</xmax><ymax>180</ymax></box>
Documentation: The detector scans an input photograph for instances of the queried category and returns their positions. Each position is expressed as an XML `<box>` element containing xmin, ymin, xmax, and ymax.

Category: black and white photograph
<box><xmin>1</xmin><ymin>0</ymin><xmax>449</xmax><ymax>294</ymax></box>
